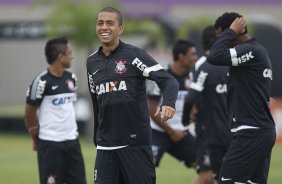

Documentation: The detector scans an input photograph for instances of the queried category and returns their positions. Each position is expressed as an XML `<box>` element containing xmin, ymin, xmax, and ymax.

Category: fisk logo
<box><xmin>96</xmin><ymin>80</ymin><xmax>127</xmax><ymax>95</ymax></box>
<box><xmin>36</xmin><ymin>80</ymin><xmax>46</xmax><ymax>99</ymax></box>
<box><xmin>263</xmin><ymin>68</ymin><xmax>272</xmax><ymax>80</ymax></box>
<box><xmin>132</xmin><ymin>57</ymin><xmax>147</xmax><ymax>71</ymax></box>
<box><xmin>237</xmin><ymin>51</ymin><xmax>254</xmax><ymax>64</ymax></box>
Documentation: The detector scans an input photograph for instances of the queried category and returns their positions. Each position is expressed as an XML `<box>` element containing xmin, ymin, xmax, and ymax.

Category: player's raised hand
<box><xmin>230</xmin><ymin>17</ymin><xmax>246</xmax><ymax>35</ymax></box>
<box><xmin>154</xmin><ymin>106</ymin><xmax>176</xmax><ymax>122</ymax></box>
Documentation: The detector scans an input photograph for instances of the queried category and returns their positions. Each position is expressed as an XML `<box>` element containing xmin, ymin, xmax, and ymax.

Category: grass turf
<box><xmin>0</xmin><ymin>133</ymin><xmax>281</xmax><ymax>183</ymax></box>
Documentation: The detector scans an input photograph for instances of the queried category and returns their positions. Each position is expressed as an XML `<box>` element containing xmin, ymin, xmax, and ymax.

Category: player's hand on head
<box><xmin>154</xmin><ymin>106</ymin><xmax>176</xmax><ymax>122</ymax></box>
<box><xmin>230</xmin><ymin>17</ymin><xmax>246</xmax><ymax>35</ymax></box>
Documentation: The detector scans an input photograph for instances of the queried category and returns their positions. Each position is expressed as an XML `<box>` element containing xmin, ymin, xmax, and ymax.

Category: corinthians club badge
<box><xmin>66</xmin><ymin>79</ymin><xmax>76</xmax><ymax>92</ymax></box>
<box><xmin>115</xmin><ymin>60</ymin><xmax>127</xmax><ymax>75</ymax></box>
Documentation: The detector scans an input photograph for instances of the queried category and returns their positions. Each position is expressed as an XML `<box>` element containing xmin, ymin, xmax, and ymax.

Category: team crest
<box><xmin>115</xmin><ymin>60</ymin><xmax>127</xmax><ymax>75</ymax></box>
<box><xmin>66</xmin><ymin>79</ymin><xmax>76</xmax><ymax>92</ymax></box>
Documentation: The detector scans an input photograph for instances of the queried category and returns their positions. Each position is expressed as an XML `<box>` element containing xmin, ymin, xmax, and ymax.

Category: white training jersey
<box><xmin>26</xmin><ymin>69</ymin><xmax>78</xmax><ymax>141</ymax></box>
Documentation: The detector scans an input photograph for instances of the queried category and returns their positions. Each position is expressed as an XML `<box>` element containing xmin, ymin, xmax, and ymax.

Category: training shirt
<box><xmin>208</xmin><ymin>29</ymin><xmax>275</xmax><ymax>131</ymax></box>
<box><xmin>183</xmin><ymin>56</ymin><xmax>231</xmax><ymax>145</ymax></box>
<box><xmin>26</xmin><ymin>70</ymin><xmax>79</xmax><ymax>141</ymax></box>
<box><xmin>86</xmin><ymin>41</ymin><xmax>179</xmax><ymax>149</ymax></box>
<box><xmin>147</xmin><ymin>67</ymin><xmax>190</xmax><ymax>132</ymax></box>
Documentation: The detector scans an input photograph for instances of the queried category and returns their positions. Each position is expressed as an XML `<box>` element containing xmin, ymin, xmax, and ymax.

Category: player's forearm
<box><xmin>24</xmin><ymin>104</ymin><xmax>39</xmax><ymax>136</ymax></box>
<box><xmin>208</xmin><ymin>29</ymin><xmax>237</xmax><ymax>66</ymax></box>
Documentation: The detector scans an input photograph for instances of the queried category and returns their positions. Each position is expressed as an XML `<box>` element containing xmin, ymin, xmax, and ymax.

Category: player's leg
<box><xmin>37</xmin><ymin>139</ymin><xmax>65</xmax><ymax>184</ymax></box>
<box><xmin>151</xmin><ymin>129</ymin><xmax>171</xmax><ymax>167</ymax></box>
<box><xmin>208</xmin><ymin>144</ymin><xmax>229</xmax><ymax>181</ymax></box>
<box><xmin>118</xmin><ymin>145</ymin><xmax>156</xmax><ymax>184</ymax></box>
<box><xmin>64</xmin><ymin>139</ymin><xmax>86</xmax><ymax>184</ymax></box>
<box><xmin>192</xmin><ymin>135</ymin><xmax>215</xmax><ymax>184</ymax></box>
<box><xmin>94</xmin><ymin>149</ymin><xmax>120</xmax><ymax>184</ymax></box>
<box><xmin>249</xmin><ymin>129</ymin><xmax>276</xmax><ymax>184</ymax></box>
<box><xmin>167</xmin><ymin>130</ymin><xmax>196</xmax><ymax>168</ymax></box>
<box><xmin>218</xmin><ymin>129</ymin><xmax>276</xmax><ymax>184</ymax></box>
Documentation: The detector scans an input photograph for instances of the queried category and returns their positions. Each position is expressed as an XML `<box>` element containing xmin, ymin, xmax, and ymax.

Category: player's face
<box><xmin>60</xmin><ymin>46</ymin><xmax>73</xmax><ymax>68</ymax></box>
<box><xmin>96</xmin><ymin>12</ymin><xmax>123</xmax><ymax>46</ymax></box>
<box><xmin>182</xmin><ymin>47</ymin><xmax>198</xmax><ymax>69</ymax></box>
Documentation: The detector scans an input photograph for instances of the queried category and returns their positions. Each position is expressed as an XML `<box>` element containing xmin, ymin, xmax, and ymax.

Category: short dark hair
<box><xmin>202</xmin><ymin>25</ymin><xmax>216</xmax><ymax>51</ymax></box>
<box><xmin>172</xmin><ymin>40</ymin><xmax>196</xmax><ymax>61</ymax></box>
<box><xmin>215</xmin><ymin>12</ymin><xmax>247</xmax><ymax>33</ymax></box>
<box><xmin>45</xmin><ymin>37</ymin><xmax>68</xmax><ymax>64</ymax></box>
<box><xmin>98</xmin><ymin>7</ymin><xmax>123</xmax><ymax>26</ymax></box>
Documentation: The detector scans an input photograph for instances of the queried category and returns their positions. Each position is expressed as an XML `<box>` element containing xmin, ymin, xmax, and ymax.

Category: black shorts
<box><xmin>195</xmin><ymin>133</ymin><xmax>212</xmax><ymax>173</ymax></box>
<box><xmin>208</xmin><ymin>144</ymin><xmax>229</xmax><ymax>180</ymax></box>
<box><xmin>218</xmin><ymin>128</ymin><xmax>276</xmax><ymax>184</ymax></box>
<box><xmin>151</xmin><ymin>129</ymin><xmax>196</xmax><ymax>168</ymax></box>
<box><xmin>94</xmin><ymin>145</ymin><xmax>156</xmax><ymax>184</ymax></box>
<box><xmin>37</xmin><ymin>139</ymin><xmax>86</xmax><ymax>184</ymax></box>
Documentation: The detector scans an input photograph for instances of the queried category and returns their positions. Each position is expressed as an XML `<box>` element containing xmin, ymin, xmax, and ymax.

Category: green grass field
<box><xmin>0</xmin><ymin>133</ymin><xmax>281</xmax><ymax>184</ymax></box>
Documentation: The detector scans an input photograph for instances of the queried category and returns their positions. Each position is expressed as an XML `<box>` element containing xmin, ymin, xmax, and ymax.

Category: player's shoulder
<box><xmin>122</xmin><ymin>42</ymin><xmax>145</xmax><ymax>56</ymax></box>
<box><xmin>87</xmin><ymin>49</ymin><xmax>100</xmax><ymax>65</ymax></box>
<box><xmin>64</xmin><ymin>70</ymin><xmax>77</xmax><ymax>79</ymax></box>
<box><xmin>31</xmin><ymin>69</ymin><xmax>49</xmax><ymax>82</ymax></box>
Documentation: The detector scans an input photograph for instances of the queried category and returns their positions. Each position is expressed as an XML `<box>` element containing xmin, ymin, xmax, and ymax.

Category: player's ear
<box><xmin>118</xmin><ymin>25</ymin><xmax>124</xmax><ymax>35</ymax></box>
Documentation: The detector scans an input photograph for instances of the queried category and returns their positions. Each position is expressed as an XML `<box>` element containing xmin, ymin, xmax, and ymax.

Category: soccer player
<box><xmin>147</xmin><ymin>40</ymin><xmax>210</xmax><ymax>184</ymax></box>
<box><xmin>208</xmin><ymin>12</ymin><xmax>276</xmax><ymax>183</ymax></box>
<box><xmin>182</xmin><ymin>25</ymin><xmax>231</xmax><ymax>181</ymax></box>
<box><xmin>86</xmin><ymin>7</ymin><xmax>179</xmax><ymax>184</ymax></box>
<box><xmin>24</xmin><ymin>37</ymin><xmax>86</xmax><ymax>184</ymax></box>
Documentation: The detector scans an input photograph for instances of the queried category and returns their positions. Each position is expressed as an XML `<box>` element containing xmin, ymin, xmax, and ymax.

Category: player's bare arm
<box><xmin>24</xmin><ymin>103</ymin><xmax>39</xmax><ymax>151</ymax></box>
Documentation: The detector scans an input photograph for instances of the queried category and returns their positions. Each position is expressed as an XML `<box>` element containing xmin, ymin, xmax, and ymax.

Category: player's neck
<box><xmin>170</xmin><ymin>62</ymin><xmax>187</xmax><ymax>76</ymax></box>
<box><xmin>48</xmin><ymin>64</ymin><xmax>64</xmax><ymax>77</ymax></box>
<box><xmin>238</xmin><ymin>34</ymin><xmax>252</xmax><ymax>44</ymax></box>
<box><xmin>102</xmin><ymin>39</ymin><xmax>120</xmax><ymax>56</ymax></box>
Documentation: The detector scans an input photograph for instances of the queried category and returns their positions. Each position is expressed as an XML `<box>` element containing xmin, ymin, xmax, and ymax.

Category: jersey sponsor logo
<box><xmin>52</xmin><ymin>96</ymin><xmax>73</xmax><ymax>106</ymax></box>
<box><xmin>88</xmin><ymin>72</ymin><xmax>95</xmax><ymax>94</ymax></box>
<box><xmin>132</xmin><ymin>57</ymin><xmax>147</xmax><ymax>71</ymax></box>
<box><xmin>195</xmin><ymin>71</ymin><xmax>208</xmax><ymax>89</ymax></box>
<box><xmin>263</xmin><ymin>68</ymin><xmax>272</xmax><ymax>80</ymax></box>
<box><xmin>36</xmin><ymin>79</ymin><xmax>46</xmax><ymax>99</ymax></box>
<box><xmin>66</xmin><ymin>79</ymin><xmax>76</xmax><ymax>92</ymax></box>
<box><xmin>96</xmin><ymin>80</ymin><xmax>127</xmax><ymax>95</ymax></box>
<box><xmin>216</xmin><ymin>84</ymin><xmax>227</xmax><ymax>93</ymax></box>
<box><xmin>115</xmin><ymin>60</ymin><xmax>127</xmax><ymax>75</ymax></box>
<box><xmin>237</xmin><ymin>51</ymin><xmax>254</xmax><ymax>64</ymax></box>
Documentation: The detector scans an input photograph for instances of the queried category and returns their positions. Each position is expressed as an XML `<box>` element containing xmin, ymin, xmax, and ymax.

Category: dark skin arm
<box><xmin>148</xmin><ymin>99</ymin><xmax>187</xmax><ymax>142</ymax></box>
<box><xmin>24</xmin><ymin>103</ymin><xmax>39</xmax><ymax>151</ymax></box>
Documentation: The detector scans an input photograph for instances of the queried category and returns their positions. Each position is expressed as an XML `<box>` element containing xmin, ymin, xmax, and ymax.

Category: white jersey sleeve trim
<box><xmin>30</xmin><ymin>70</ymin><xmax>48</xmax><ymax>100</ymax></box>
<box><xmin>143</xmin><ymin>64</ymin><xmax>163</xmax><ymax>77</ymax></box>
<box><xmin>230</xmin><ymin>48</ymin><xmax>239</xmax><ymax>66</ymax></box>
